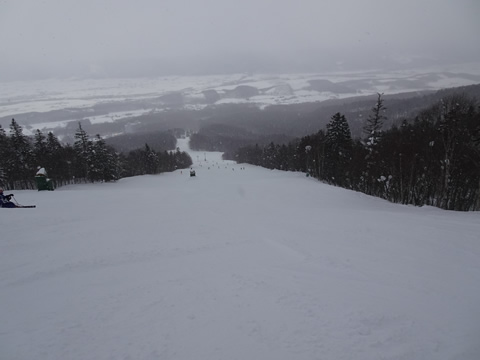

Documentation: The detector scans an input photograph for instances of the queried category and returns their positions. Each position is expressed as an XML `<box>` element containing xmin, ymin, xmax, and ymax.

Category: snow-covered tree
<box><xmin>144</xmin><ymin>143</ymin><xmax>159</xmax><ymax>175</ymax></box>
<box><xmin>362</xmin><ymin>94</ymin><xmax>387</xmax><ymax>194</ymax></box>
<box><xmin>363</xmin><ymin>93</ymin><xmax>386</xmax><ymax>150</ymax></box>
<box><xmin>74</xmin><ymin>123</ymin><xmax>93</xmax><ymax>181</ymax></box>
<box><xmin>46</xmin><ymin>131</ymin><xmax>62</xmax><ymax>152</ymax></box>
<box><xmin>0</xmin><ymin>125</ymin><xmax>10</xmax><ymax>187</ymax></box>
<box><xmin>327</xmin><ymin>113</ymin><xmax>352</xmax><ymax>147</ymax></box>
<box><xmin>33</xmin><ymin>129</ymin><xmax>48</xmax><ymax>169</ymax></box>
<box><xmin>89</xmin><ymin>135</ymin><xmax>119</xmax><ymax>182</ymax></box>
<box><xmin>9</xmin><ymin>119</ymin><xmax>35</xmax><ymax>188</ymax></box>
<box><xmin>325</xmin><ymin>112</ymin><xmax>352</xmax><ymax>186</ymax></box>
<box><xmin>436</xmin><ymin>94</ymin><xmax>477</xmax><ymax>209</ymax></box>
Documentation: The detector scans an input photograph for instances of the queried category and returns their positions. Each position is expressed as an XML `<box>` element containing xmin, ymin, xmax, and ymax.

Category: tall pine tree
<box><xmin>33</xmin><ymin>129</ymin><xmax>48</xmax><ymax>169</ymax></box>
<box><xmin>74</xmin><ymin>123</ymin><xmax>93</xmax><ymax>181</ymax></box>
<box><xmin>363</xmin><ymin>93</ymin><xmax>386</xmax><ymax>149</ymax></box>
<box><xmin>0</xmin><ymin>125</ymin><xmax>11</xmax><ymax>187</ymax></box>
<box><xmin>325</xmin><ymin>112</ymin><xmax>352</xmax><ymax>186</ymax></box>
<box><xmin>9</xmin><ymin>119</ymin><xmax>34</xmax><ymax>189</ymax></box>
<box><xmin>362</xmin><ymin>94</ymin><xmax>387</xmax><ymax>194</ymax></box>
<box><xmin>90</xmin><ymin>134</ymin><xmax>119</xmax><ymax>182</ymax></box>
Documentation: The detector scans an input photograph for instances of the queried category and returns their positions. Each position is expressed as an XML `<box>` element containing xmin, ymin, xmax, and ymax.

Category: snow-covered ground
<box><xmin>1</xmin><ymin>139</ymin><xmax>480</xmax><ymax>360</ymax></box>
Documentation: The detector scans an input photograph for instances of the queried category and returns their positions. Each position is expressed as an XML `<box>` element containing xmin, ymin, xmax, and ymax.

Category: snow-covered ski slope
<box><xmin>1</xmin><ymin>138</ymin><xmax>480</xmax><ymax>360</ymax></box>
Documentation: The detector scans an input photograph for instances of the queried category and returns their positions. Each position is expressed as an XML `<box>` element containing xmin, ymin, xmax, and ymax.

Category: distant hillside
<box><xmin>105</xmin><ymin>130</ymin><xmax>177</xmax><ymax>152</ymax></box>
<box><xmin>186</xmin><ymin>83</ymin><xmax>480</xmax><ymax>155</ymax></box>
<box><xmin>311</xmin><ymin>83</ymin><xmax>480</xmax><ymax>136</ymax></box>
<box><xmin>190</xmin><ymin>123</ymin><xmax>293</xmax><ymax>157</ymax></box>
<box><xmin>4</xmin><ymin>83</ymin><xmax>479</xmax><ymax>156</ymax></box>
<box><xmin>98</xmin><ymin>83</ymin><xmax>480</xmax><ymax>155</ymax></box>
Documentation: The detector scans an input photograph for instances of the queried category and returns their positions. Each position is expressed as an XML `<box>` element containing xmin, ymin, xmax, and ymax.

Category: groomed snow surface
<box><xmin>1</xmin><ymin>138</ymin><xmax>480</xmax><ymax>360</ymax></box>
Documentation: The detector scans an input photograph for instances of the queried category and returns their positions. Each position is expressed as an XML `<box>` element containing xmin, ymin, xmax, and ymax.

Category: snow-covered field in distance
<box><xmin>1</xmin><ymin>138</ymin><xmax>480</xmax><ymax>360</ymax></box>
<box><xmin>1</xmin><ymin>62</ymin><xmax>480</xmax><ymax>135</ymax></box>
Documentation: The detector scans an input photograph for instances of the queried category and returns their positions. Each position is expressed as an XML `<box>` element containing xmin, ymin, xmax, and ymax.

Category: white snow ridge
<box><xmin>1</xmin><ymin>138</ymin><xmax>480</xmax><ymax>360</ymax></box>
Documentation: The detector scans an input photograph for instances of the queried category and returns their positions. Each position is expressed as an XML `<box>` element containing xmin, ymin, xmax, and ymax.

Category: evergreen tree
<box><xmin>45</xmin><ymin>132</ymin><xmax>72</xmax><ymax>186</ymax></box>
<box><xmin>436</xmin><ymin>94</ymin><xmax>477</xmax><ymax>209</ymax></box>
<box><xmin>472</xmin><ymin>110</ymin><xmax>480</xmax><ymax>210</ymax></box>
<box><xmin>325</xmin><ymin>113</ymin><xmax>353</xmax><ymax>186</ymax></box>
<box><xmin>90</xmin><ymin>134</ymin><xmax>119</xmax><ymax>182</ymax></box>
<box><xmin>263</xmin><ymin>142</ymin><xmax>280</xmax><ymax>169</ymax></box>
<box><xmin>173</xmin><ymin>148</ymin><xmax>193</xmax><ymax>170</ymax></box>
<box><xmin>33</xmin><ymin>129</ymin><xmax>48</xmax><ymax>169</ymax></box>
<box><xmin>297</xmin><ymin>131</ymin><xmax>326</xmax><ymax>178</ymax></box>
<box><xmin>0</xmin><ymin>125</ymin><xmax>11</xmax><ymax>187</ymax></box>
<box><xmin>123</xmin><ymin>148</ymin><xmax>144</xmax><ymax>177</ymax></box>
<box><xmin>9</xmin><ymin>119</ymin><xmax>34</xmax><ymax>188</ymax></box>
<box><xmin>74</xmin><ymin>123</ymin><xmax>93</xmax><ymax>181</ymax></box>
<box><xmin>144</xmin><ymin>144</ymin><xmax>159</xmax><ymax>174</ymax></box>
<box><xmin>362</xmin><ymin>94</ymin><xmax>387</xmax><ymax>194</ymax></box>
<box><xmin>363</xmin><ymin>93</ymin><xmax>386</xmax><ymax>149</ymax></box>
<box><xmin>46</xmin><ymin>131</ymin><xmax>63</xmax><ymax>172</ymax></box>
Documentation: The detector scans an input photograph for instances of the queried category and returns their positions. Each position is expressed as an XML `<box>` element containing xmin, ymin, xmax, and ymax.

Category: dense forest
<box><xmin>0</xmin><ymin>121</ymin><xmax>192</xmax><ymax>190</ymax></box>
<box><xmin>230</xmin><ymin>93</ymin><xmax>480</xmax><ymax>211</ymax></box>
<box><xmin>189</xmin><ymin>123</ymin><xmax>293</xmax><ymax>157</ymax></box>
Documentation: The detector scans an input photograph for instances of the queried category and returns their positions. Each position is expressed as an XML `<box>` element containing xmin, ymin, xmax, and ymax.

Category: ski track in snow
<box><xmin>1</xmin><ymin>138</ymin><xmax>480</xmax><ymax>360</ymax></box>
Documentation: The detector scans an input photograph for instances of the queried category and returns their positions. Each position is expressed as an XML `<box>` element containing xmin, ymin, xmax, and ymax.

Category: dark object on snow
<box><xmin>0</xmin><ymin>188</ymin><xmax>36</xmax><ymax>208</ymax></box>
<box><xmin>35</xmin><ymin>167</ymin><xmax>54</xmax><ymax>191</ymax></box>
<box><xmin>0</xmin><ymin>192</ymin><xmax>16</xmax><ymax>208</ymax></box>
<box><xmin>35</xmin><ymin>176</ymin><xmax>54</xmax><ymax>191</ymax></box>
<box><xmin>190</xmin><ymin>170</ymin><xmax>196</xmax><ymax>177</ymax></box>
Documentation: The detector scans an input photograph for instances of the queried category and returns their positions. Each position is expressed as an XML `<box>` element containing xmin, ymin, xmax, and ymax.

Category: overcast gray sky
<box><xmin>1</xmin><ymin>0</ymin><xmax>479</xmax><ymax>80</ymax></box>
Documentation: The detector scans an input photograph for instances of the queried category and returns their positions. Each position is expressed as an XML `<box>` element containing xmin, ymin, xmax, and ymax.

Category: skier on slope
<box><xmin>0</xmin><ymin>188</ymin><xmax>17</xmax><ymax>208</ymax></box>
